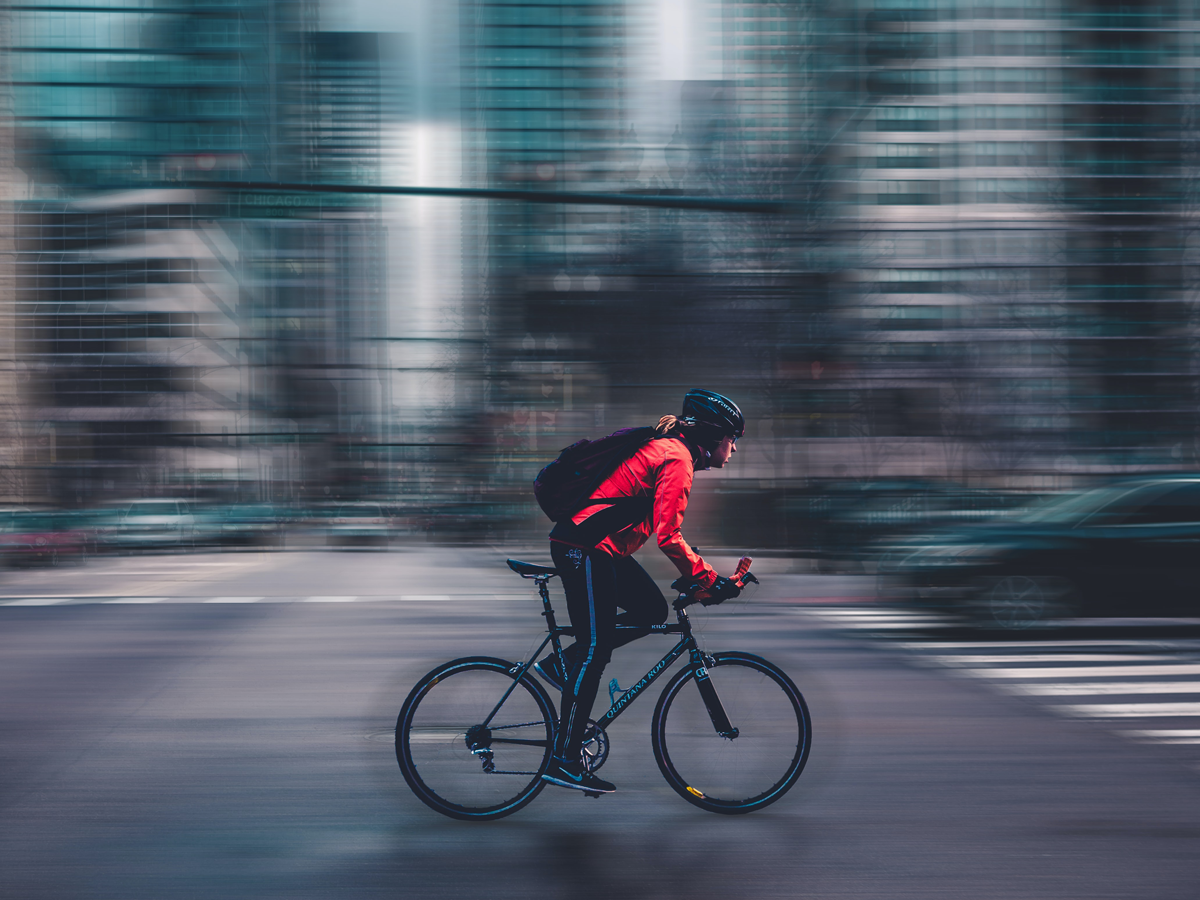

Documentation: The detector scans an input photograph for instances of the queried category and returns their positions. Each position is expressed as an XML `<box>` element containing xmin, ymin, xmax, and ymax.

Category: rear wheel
<box><xmin>652</xmin><ymin>652</ymin><xmax>811</xmax><ymax>814</ymax></box>
<box><xmin>396</xmin><ymin>657</ymin><xmax>556</xmax><ymax>820</ymax></box>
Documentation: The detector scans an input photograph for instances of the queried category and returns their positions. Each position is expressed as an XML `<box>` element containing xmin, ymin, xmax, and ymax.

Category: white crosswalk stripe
<box><xmin>1057</xmin><ymin>702</ymin><xmax>1200</xmax><ymax>718</ymax></box>
<box><xmin>1005</xmin><ymin>681</ymin><xmax>1200</xmax><ymax>696</ymax></box>
<box><xmin>802</xmin><ymin>607</ymin><xmax>959</xmax><ymax>632</ymax></box>
<box><xmin>1124</xmin><ymin>729</ymin><xmax>1200</xmax><ymax>744</ymax></box>
<box><xmin>796</xmin><ymin>604</ymin><xmax>1200</xmax><ymax>755</ymax></box>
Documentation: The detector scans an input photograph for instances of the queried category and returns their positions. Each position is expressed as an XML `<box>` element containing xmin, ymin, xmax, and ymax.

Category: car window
<box><xmin>1078</xmin><ymin>483</ymin><xmax>1177</xmax><ymax>526</ymax></box>
<box><xmin>1021</xmin><ymin>485</ymin><xmax>1151</xmax><ymax>525</ymax></box>
<box><xmin>1116</xmin><ymin>483</ymin><xmax>1200</xmax><ymax>525</ymax></box>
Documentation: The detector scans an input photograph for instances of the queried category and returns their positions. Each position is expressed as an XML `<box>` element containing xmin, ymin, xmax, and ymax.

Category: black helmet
<box><xmin>681</xmin><ymin>389</ymin><xmax>744</xmax><ymax>450</ymax></box>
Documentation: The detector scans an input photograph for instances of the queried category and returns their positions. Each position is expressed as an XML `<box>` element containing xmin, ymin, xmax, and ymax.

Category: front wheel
<box><xmin>652</xmin><ymin>652</ymin><xmax>811</xmax><ymax>814</ymax></box>
<box><xmin>396</xmin><ymin>657</ymin><xmax>556</xmax><ymax>820</ymax></box>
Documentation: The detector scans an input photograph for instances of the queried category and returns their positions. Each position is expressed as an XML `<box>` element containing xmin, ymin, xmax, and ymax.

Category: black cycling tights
<box><xmin>549</xmin><ymin>542</ymin><xmax>668</xmax><ymax>759</ymax></box>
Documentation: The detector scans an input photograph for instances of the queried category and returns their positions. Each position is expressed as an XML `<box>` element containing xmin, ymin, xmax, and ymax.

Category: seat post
<box><xmin>536</xmin><ymin>576</ymin><xmax>559</xmax><ymax>631</ymax></box>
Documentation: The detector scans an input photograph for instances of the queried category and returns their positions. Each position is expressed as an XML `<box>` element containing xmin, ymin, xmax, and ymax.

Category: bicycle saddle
<box><xmin>506</xmin><ymin>559</ymin><xmax>559</xmax><ymax>578</ymax></box>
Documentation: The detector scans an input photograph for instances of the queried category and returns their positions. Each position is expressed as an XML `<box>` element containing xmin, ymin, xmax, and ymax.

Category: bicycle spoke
<box><xmin>397</xmin><ymin>660</ymin><xmax>555</xmax><ymax>819</ymax></box>
<box><xmin>653</xmin><ymin>654</ymin><xmax>810</xmax><ymax>813</ymax></box>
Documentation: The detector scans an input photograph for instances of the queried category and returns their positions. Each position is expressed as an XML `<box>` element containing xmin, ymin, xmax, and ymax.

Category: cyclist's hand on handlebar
<box><xmin>699</xmin><ymin>576</ymin><xmax>741</xmax><ymax>606</ymax></box>
<box><xmin>672</xmin><ymin>557</ymin><xmax>758</xmax><ymax>609</ymax></box>
<box><xmin>672</xmin><ymin>576</ymin><xmax>739</xmax><ymax>608</ymax></box>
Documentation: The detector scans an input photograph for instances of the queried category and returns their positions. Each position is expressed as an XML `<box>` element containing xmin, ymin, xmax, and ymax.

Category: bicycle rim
<box><xmin>396</xmin><ymin>657</ymin><xmax>556</xmax><ymax>820</ymax></box>
<box><xmin>652</xmin><ymin>652</ymin><xmax>811</xmax><ymax>814</ymax></box>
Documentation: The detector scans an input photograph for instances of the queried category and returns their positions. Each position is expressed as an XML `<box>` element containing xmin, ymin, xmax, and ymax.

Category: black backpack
<box><xmin>533</xmin><ymin>426</ymin><xmax>659</xmax><ymax>525</ymax></box>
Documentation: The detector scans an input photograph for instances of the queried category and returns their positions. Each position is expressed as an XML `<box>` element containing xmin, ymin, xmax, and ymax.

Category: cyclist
<box><xmin>537</xmin><ymin>389</ymin><xmax>746</xmax><ymax>794</ymax></box>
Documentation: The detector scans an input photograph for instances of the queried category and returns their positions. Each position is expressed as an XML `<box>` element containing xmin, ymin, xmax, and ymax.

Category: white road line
<box><xmin>0</xmin><ymin>594</ymin><xmax>485</xmax><ymax>606</ymax></box>
<box><xmin>807</xmin><ymin>616</ymin><xmax>947</xmax><ymax>630</ymax></box>
<box><xmin>931</xmin><ymin>654</ymin><xmax>1180</xmax><ymax>666</ymax></box>
<box><xmin>1004</xmin><ymin>681</ymin><xmax>1200</xmax><ymax>696</ymax></box>
<box><xmin>901</xmin><ymin>640</ymin><xmax>1200</xmax><ymax>652</ymax></box>
<box><xmin>811</xmin><ymin>611</ymin><xmax>944</xmax><ymax>621</ymax></box>
<box><xmin>1058</xmin><ymin>702</ymin><xmax>1200</xmax><ymax>718</ymax></box>
<box><xmin>956</xmin><ymin>664</ymin><xmax>1200</xmax><ymax>679</ymax></box>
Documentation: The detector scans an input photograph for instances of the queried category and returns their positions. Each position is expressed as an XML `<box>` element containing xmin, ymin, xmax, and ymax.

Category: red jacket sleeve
<box><xmin>653</xmin><ymin>452</ymin><xmax>717</xmax><ymax>587</ymax></box>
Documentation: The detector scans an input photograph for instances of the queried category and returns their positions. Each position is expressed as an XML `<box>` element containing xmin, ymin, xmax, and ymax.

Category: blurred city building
<box><xmin>238</xmin><ymin>30</ymin><xmax>395</xmax><ymax>502</ymax></box>
<box><xmin>458</xmin><ymin>0</ymin><xmax>636</xmax><ymax>517</ymax></box>
<box><xmin>3</xmin><ymin>0</ymin><xmax>1200</xmax><ymax>550</ymax></box>
<box><xmin>0</xmin><ymin>1</ymin><xmax>19</xmax><ymax>504</ymax></box>
<box><xmin>811</xmin><ymin>0</ymin><xmax>1197</xmax><ymax>490</ymax></box>
<box><xmin>458</xmin><ymin>0</ymin><xmax>825</xmax><ymax>537</ymax></box>
<box><xmin>8</xmin><ymin>1</ymin><xmax>396</xmax><ymax>505</ymax></box>
<box><xmin>812</xmin><ymin>0</ymin><xmax>1075</xmax><ymax>486</ymax></box>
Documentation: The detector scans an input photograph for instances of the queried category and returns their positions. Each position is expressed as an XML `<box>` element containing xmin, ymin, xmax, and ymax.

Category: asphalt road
<box><xmin>3</xmin><ymin>548</ymin><xmax>1200</xmax><ymax>899</ymax></box>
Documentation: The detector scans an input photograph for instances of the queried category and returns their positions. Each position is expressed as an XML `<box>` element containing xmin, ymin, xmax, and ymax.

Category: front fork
<box><xmin>690</xmin><ymin>650</ymin><xmax>739</xmax><ymax>739</ymax></box>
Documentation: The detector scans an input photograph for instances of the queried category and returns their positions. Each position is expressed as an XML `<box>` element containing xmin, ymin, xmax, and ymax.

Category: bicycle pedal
<box><xmin>582</xmin><ymin>790</ymin><xmax>602</xmax><ymax>798</ymax></box>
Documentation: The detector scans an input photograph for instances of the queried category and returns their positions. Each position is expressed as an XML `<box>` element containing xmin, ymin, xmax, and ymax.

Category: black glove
<box><xmin>700</xmin><ymin>576</ymin><xmax>742</xmax><ymax>606</ymax></box>
<box><xmin>672</xmin><ymin>574</ymin><xmax>743</xmax><ymax>609</ymax></box>
<box><xmin>671</xmin><ymin>575</ymin><xmax>699</xmax><ymax>593</ymax></box>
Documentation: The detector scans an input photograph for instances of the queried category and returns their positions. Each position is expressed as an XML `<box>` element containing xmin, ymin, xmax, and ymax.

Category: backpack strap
<box><xmin>549</xmin><ymin>496</ymin><xmax>652</xmax><ymax>548</ymax></box>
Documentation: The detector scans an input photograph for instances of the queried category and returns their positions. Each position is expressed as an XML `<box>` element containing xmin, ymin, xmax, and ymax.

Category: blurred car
<box><xmin>67</xmin><ymin>506</ymin><xmax>126</xmax><ymax>555</ymax></box>
<box><xmin>203</xmin><ymin>502</ymin><xmax>288</xmax><ymax>548</ymax></box>
<box><xmin>325</xmin><ymin>501</ymin><xmax>395</xmax><ymax>547</ymax></box>
<box><xmin>791</xmin><ymin>479</ymin><xmax>1039</xmax><ymax>571</ymax></box>
<box><xmin>115</xmin><ymin>498</ymin><xmax>197</xmax><ymax>550</ymax></box>
<box><xmin>879</xmin><ymin>475</ymin><xmax>1200</xmax><ymax>628</ymax></box>
<box><xmin>0</xmin><ymin>510</ymin><xmax>90</xmax><ymax>567</ymax></box>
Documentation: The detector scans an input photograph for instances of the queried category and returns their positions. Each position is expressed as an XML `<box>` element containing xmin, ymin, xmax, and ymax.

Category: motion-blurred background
<box><xmin>2</xmin><ymin>0</ymin><xmax>1198</xmax><ymax>563</ymax></box>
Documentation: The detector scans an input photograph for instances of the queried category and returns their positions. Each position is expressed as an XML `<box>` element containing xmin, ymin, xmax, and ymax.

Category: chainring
<box><xmin>580</xmin><ymin>720</ymin><xmax>610</xmax><ymax>773</ymax></box>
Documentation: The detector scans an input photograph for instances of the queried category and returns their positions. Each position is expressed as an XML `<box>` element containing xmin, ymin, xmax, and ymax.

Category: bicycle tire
<box><xmin>396</xmin><ymin>656</ymin><xmax>557</xmax><ymax>820</ymax></box>
<box><xmin>651</xmin><ymin>651</ymin><xmax>811</xmax><ymax>814</ymax></box>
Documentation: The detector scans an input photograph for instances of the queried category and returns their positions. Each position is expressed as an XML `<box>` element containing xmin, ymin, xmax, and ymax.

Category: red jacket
<box><xmin>556</xmin><ymin>437</ymin><xmax>717</xmax><ymax>588</ymax></box>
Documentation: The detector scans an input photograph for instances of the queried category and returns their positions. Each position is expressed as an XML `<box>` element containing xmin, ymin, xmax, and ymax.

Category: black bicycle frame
<box><xmin>483</xmin><ymin>575</ymin><xmax>737</xmax><ymax>740</ymax></box>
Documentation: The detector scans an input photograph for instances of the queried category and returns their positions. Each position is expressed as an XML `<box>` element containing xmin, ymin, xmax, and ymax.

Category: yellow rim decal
<box><xmin>687</xmin><ymin>786</ymin><xmax>705</xmax><ymax>799</ymax></box>
<box><xmin>430</xmin><ymin>678</ymin><xmax>439</xmax><ymax>687</ymax></box>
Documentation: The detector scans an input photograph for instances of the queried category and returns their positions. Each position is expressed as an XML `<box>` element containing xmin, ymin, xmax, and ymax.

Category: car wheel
<box><xmin>985</xmin><ymin>575</ymin><xmax>1075</xmax><ymax>630</ymax></box>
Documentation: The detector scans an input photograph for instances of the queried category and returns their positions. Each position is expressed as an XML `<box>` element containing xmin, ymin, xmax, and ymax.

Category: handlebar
<box><xmin>672</xmin><ymin>556</ymin><xmax>760</xmax><ymax>610</ymax></box>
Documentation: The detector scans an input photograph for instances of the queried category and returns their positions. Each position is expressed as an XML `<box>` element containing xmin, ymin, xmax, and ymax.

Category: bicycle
<box><xmin>394</xmin><ymin>555</ymin><xmax>812</xmax><ymax>820</ymax></box>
